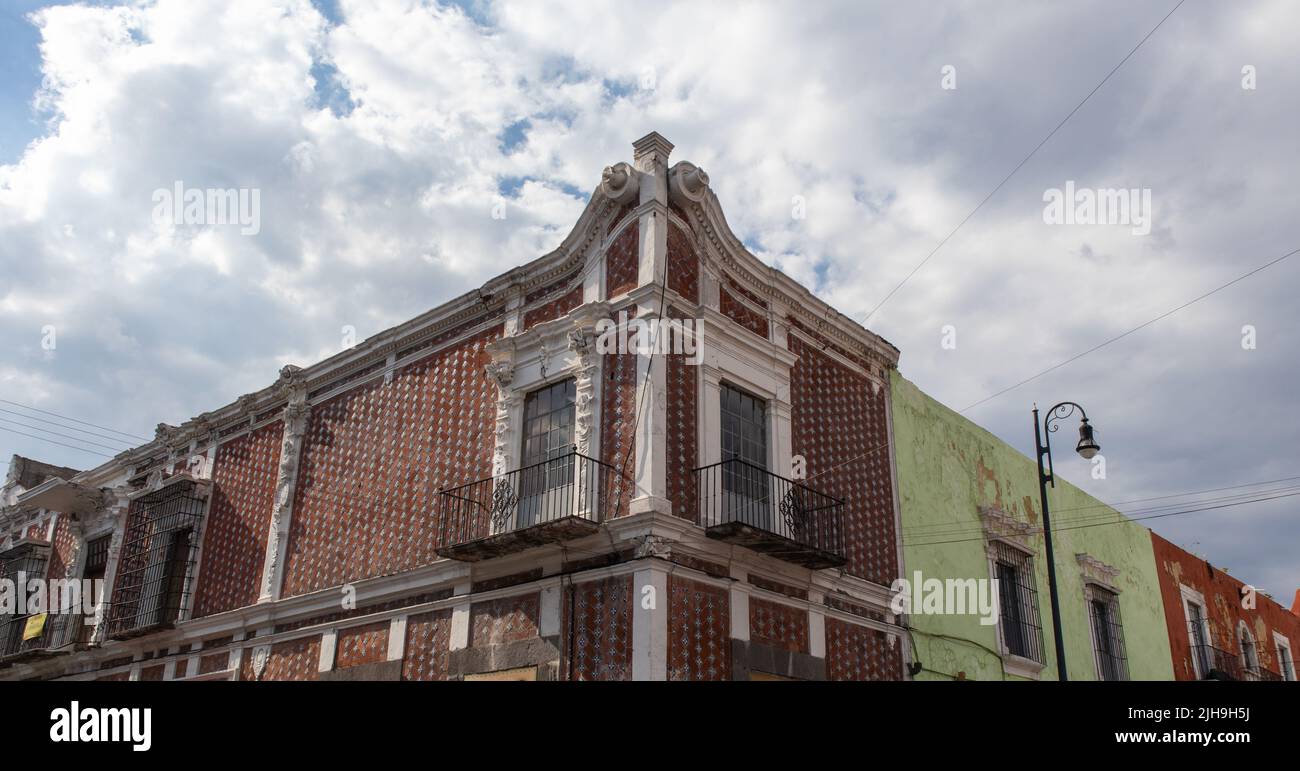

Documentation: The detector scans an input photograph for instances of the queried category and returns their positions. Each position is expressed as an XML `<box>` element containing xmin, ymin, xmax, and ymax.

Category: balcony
<box><xmin>1242</xmin><ymin>666</ymin><xmax>1283</xmax><ymax>682</ymax></box>
<box><xmin>436</xmin><ymin>451</ymin><xmax>622</xmax><ymax>562</ymax></box>
<box><xmin>0</xmin><ymin>611</ymin><xmax>87</xmax><ymax>667</ymax></box>
<box><xmin>693</xmin><ymin>458</ymin><xmax>846</xmax><ymax>570</ymax></box>
<box><xmin>1191</xmin><ymin>642</ymin><xmax>1243</xmax><ymax>680</ymax></box>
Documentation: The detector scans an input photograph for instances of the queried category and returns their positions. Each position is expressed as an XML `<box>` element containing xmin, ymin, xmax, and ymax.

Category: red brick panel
<box><xmin>470</xmin><ymin>593</ymin><xmax>540</xmax><ymax>647</ymax></box>
<box><xmin>282</xmin><ymin>328</ymin><xmax>499</xmax><ymax>597</ymax></box>
<box><xmin>139</xmin><ymin>664</ymin><xmax>165</xmax><ymax>681</ymax></box>
<box><xmin>789</xmin><ymin>337</ymin><xmax>897</xmax><ymax>585</ymax></box>
<box><xmin>668</xmin><ymin>576</ymin><xmax>731</xmax><ymax>680</ymax></box>
<box><xmin>749</xmin><ymin>597</ymin><xmax>809</xmax><ymax>653</ymax></box>
<box><xmin>605</xmin><ymin>223</ymin><xmax>639</xmax><ymax>298</ymax></box>
<box><xmin>666</xmin><ymin>222</ymin><xmax>699</xmax><ymax>303</ymax></box>
<box><xmin>192</xmin><ymin>421</ymin><xmax>283</xmax><ymax>618</ymax></box>
<box><xmin>720</xmin><ymin>279</ymin><xmax>769</xmax><ymax>339</ymax></box>
<box><xmin>199</xmin><ymin>651</ymin><xmax>230</xmax><ymax>675</ymax></box>
<box><xmin>335</xmin><ymin>621</ymin><xmax>389</xmax><ymax>669</ymax></box>
<box><xmin>825</xmin><ymin>617</ymin><xmax>900</xmax><ymax>680</ymax></box>
<box><xmin>600</xmin><ymin>348</ymin><xmax>637</xmax><ymax>519</ymax></box>
<box><xmin>261</xmin><ymin>636</ymin><xmax>321</xmax><ymax>681</ymax></box>
<box><xmin>402</xmin><ymin>609</ymin><xmax>452</xmax><ymax>681</ymax></box>
<box><xmin>666</xmin><ymin>325</ymin><xmax>698</xmax><ymax>522</ymax></box>
<box><xmin>568</xmin><ymin>575</ymin><xmax>632</xmax><ymax>680</ymax></box>
<box><xmin>47</xmin><ymin>516</ymin><xmax>76</xmax><ymax>586</ymax></box>
<box><xmin>524</xmin><ymin>285</ymin><xmax>582</xmax><ymax>331</ymax></box>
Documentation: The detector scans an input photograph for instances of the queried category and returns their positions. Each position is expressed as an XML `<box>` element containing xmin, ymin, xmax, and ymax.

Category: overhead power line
<box><xmin>863</xmin><ymin>0</ymin><xmax>1186</xmax><ymax>323</ymax></box>
<box><xmin>0</xmin><ymin>407</ymin><xmax>134</xmax><ymax>447</ymax></box>
<box><xmin>0</xmin><ymin>398</ymin><xmax>148</xmax><ymax>441</ymax></box>
<box><xmin>0</xmin><ymin>417</ymin><xmax>129</xmax><ymax>453</ymax></box>
<box><xmin>900</xmin><ymin>480</ymin><xmax>1300</xmax><ymax>541</ymax></box>
<box><xmin>0</xmin><ymin>426</ymin><xmax>115</xmax><ymax>458</ymax></box>
<box><xmin>904</xmin><ymin>488</ymin><xmax>1300</xmax><ymax>548</ymax></box>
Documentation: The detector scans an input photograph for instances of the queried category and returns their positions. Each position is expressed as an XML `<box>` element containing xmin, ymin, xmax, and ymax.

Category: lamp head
<box><xmin>1075</xmin><ymin>418</ymin><xmax>1100</xmax><ymax>460</ymax></box>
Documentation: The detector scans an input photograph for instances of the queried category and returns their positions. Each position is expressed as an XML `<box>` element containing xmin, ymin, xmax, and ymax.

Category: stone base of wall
<box><xmin>730</xmin><ymin>639</ymin><xmax>826</xmax><ymax>681</ymax></box>
<box><xmin>320</xmin><ymin>660</ymin><xmax>402</xmax><ymax>681</ymax></box>
<box><xmin>448</xmin><ymin>636</ymin><xmax>562</xmax><ymax>681</ymax></box>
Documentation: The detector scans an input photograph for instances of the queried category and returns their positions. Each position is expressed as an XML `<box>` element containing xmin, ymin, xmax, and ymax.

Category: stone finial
<box><xmin>632</xmin><ymin>131</ymin><xmax>674</xmax><ymax>172</ymax></box>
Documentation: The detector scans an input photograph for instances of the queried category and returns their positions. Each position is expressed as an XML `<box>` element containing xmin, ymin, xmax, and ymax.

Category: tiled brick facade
<box><xmin>825</xmin><ymin>616</ymin><xmax>900</xmax><ymax>680</ymax></box>
<box><xmin>749</xmin><ymin>597</ymin><xmax>809</xmax><ymax>653</ymax></box>
<box><xmin>334</xmin><ymin>621</ymin><xmax>389</xmax><ymax>669</ymax></box>
<box><xmin>604</xmin><ymin>222</ymin><xmax>639</xmax><ymax>298</ymax></box>
<box><xmin>259</xmin><ymin>636</ymin><xmax>321</xmax><ymax>681</ymax></box>
<box><xmin>600</xmin><ymin>348</ymin><xmax>637</xmax><ymax>519</ymax></box>
<box><xmin>568</xmin><ymin>575</ymin><xmax>632</xmax><ymax>681</ymax></box>
<box><xmin>667</xmin><ymin>576</ymin><xmax>730</xmax><ymax>680</ymax></box>
<box><xmin>47</xmin><ymin>515</ymin><xmax>76</xmax><ymax>587</ymax></box>
<box><xmin>198</xmin><ymin>651</ymin><xmax>230</xmax><ymax>675</ymax></box>
<box><xmin>720</xmin><ymin>279</ymin><xmax>769</xmax><ymax>339</ymax></box>
<box><xmin>402</xmin><ymin>609</ymin><xmax>452</xmax><ymax>681</ymax></box>
<box><xmin>192</xmin><ymin>420</ymin><xmax>283</xmax><ymax>618</ymax></box>
<box><xmin>523</xmin><ymin>285</ymin><xmax>582</xmax><ymax>331</ymax></box>
<box><xmin>789</xmin><ymin>336</ymin><xmax>897</xmax><ymax>585</ymax></box>
<box><xmin>282</xmin><ymin>327</ymin><xmax>499</xmax><ymax>597</ymax></box>
<box><xmin>666</xmin><ymin>222</ymin><xmax>699</xmax><ymax>303</ymax></box>
<box><xmin>139</xmin><ymin>664</ymin><xmax>165</xmax><ymax>681</ymax></box>
<box><xmin>665</xmin><ymin>308</ymin><xmax>698</xmax><ymax>522</ymax></box>
<box><xmin>470</xmin><ymin>593</ymin><xmax>540</xmax><ymax>647</ymax></box>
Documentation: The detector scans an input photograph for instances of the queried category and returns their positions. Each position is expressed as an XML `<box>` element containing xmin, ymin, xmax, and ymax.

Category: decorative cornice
<box><xmin>978</xmin><ymin>504</ymin><xmax>1038</xmax><ymax>554</ymax></box>
<box><xmin>1076</xmin><ymin>553</ymin><xmax>1121</xmax><ymax>591</ymax></box>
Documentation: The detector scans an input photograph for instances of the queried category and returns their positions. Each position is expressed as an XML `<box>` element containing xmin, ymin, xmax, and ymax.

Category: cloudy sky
<box><xmin>0</xmin><ymin>0</ymin><xmax>1296</xmax><ymax>600</ymax></box>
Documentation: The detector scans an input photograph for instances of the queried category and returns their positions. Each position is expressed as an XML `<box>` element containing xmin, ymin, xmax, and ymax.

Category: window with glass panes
<box><xmin>719</xmin><ymin>383</ymin><xmax>770</xmax><ymax>527</ymax></box>
<box><xmin>518</xmin><ymin>379</ymin><xmax>576</xmax><ymax>527</ymax></box>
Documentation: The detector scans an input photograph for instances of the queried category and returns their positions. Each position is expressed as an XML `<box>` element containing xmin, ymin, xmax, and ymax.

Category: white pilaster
<box><xmin>318</xmin><ymin>628</ymin><xmax>337</xmax><ymax>672</ymax></box>
<box><xmin>809</xmin><ymin>589</ymin><xmax>827</xmax><ymax>658</ymax></box>
<box><xmin>632</xmin><ymin>565</ymin><xmax>668</xmax><ymax>680</ymax></box>
<box><xmin>259</xmin><ymin>367</ymin><xmax>310</xmax><ymax>603</ymax></box>
<box><xmin>388</xmin><ymin>615</ymin><xmax>408</xmax><ymax>662</ymax></box>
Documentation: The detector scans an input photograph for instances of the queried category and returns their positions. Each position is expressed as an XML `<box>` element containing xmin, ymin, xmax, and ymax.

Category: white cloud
<box><xmin>0</xmin><ymin>0</ymin><xmax>1296</xmax><ymax>596</ymax></box>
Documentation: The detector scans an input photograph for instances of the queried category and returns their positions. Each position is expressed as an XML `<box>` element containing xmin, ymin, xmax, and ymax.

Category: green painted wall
<box><xmin>890</xmin><ymin>371</ymin><xmax>1174</xmax><ymax>681</ymax></box>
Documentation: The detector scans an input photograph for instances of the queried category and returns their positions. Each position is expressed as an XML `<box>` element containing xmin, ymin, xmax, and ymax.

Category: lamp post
<box><xmin>1032</xmin><ymin>401</ymin><xmax>1100</xmax><ymax>682</ymax></box>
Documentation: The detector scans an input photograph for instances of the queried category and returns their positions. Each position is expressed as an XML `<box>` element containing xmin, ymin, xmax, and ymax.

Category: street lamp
<box><xmin>1032</xmin><ymin>401</ymin><xmax>1100</xmax><ymax>682</ymax></box>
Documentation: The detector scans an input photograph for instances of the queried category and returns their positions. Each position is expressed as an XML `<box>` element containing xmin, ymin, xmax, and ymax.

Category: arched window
<box><xmin>1238</xmin><ymin>621</ymin><xmax>1259</xmax><ymax>673</ymax></box>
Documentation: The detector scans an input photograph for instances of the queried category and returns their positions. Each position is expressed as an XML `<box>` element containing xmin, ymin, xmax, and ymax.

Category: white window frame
<box><xmin>1273</xmin><ymin>631</ymin><xmax>1296</xmax><ymax>682</ymax></box>
<box><xmin>1083</xmin><ymin>581</ymin><xmax>1128</xmax><ymax>681</ymax></box>
<box><xmin>985</xmin><ymin>537</ymin><xmax>1046</xmax><ymax>679</ymax></box>
<box><xmin>1179</xmin><ymin>584</ymin><xmax>1211</xmax><ymax>679</ymax></box>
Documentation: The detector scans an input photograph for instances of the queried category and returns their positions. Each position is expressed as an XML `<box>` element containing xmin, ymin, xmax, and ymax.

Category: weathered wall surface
<box><xmin>890</xmin><ymin>371</ymin><xmax>1174</xmax><ymax>681</ymax></box>
<box><xmin>1151</xmin><ymin>531</ymin><xmax>1300</xmax><ymax>680</ymax></box>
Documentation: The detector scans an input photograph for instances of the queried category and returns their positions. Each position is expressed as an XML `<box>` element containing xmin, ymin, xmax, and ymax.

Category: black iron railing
<box><xmin>438</xmin><ymin>450</ymin><xmax>621</xmax><ymax>547</ymax></box>
<box><xmin>0</xmin><ymin>610</ymin><xmax>86</xmax><ymax>660</ymax></box>
<box><xmin>1191</xmin><ymin>641</ymin><xmax>1243</xmax><ymax>681</ymax></box>
<box><xmin>693</xmin><ymin>458</ymin><xmax>845</xmax><ymax>560</ymax></box>
<box><xmin>1243</xmin><ymin>666</ymin><xmax>1283</xmax><ymax>682</ymax></box>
